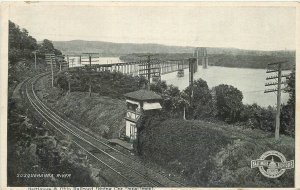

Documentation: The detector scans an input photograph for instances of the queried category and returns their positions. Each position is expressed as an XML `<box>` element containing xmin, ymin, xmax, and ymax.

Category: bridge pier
<box><xmin>202</xmin><ymin>56</ymin><xmax>208</xmax><ymax>69</ymax></box>
<box><xmin>130</xmin><ymin>63</ymin><xmax>133</xmax><ymax>75</ymax></box>
<box><xmin>195</xmin><ymin>47</ymin><xmax>208</xmax><ymax>69</ymax></box>
<box><xmin>134</xmin><ymin>64</ymin><xmax>138</xmax><ymax>76</ymax></box>
<box><xmin>128</xmin><ymin>64</ymin><xmax>130</xmax><ymax>74</ymax></box>
<box><xmin>128</xmin><ymin>64</ymin><xmax>131</xmax><ymax>74</ymax></box>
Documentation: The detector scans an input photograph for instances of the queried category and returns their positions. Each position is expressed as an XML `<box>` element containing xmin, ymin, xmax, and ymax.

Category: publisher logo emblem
<box><xmin>251</xmin><ymin>150</ymin><xmax>294</xmax><ymax>178</ymax></box>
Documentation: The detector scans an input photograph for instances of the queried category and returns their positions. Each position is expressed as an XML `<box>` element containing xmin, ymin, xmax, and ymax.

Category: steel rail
<box><xmin>25</xmin><ymin>78</ymin><xmax>136</xmax><ymax>186</ymax></box>
<box><xmin>29</xmin><ymin>81</ymin><xmax>162</xmax><ymax>187</ymax></box>
<box><xmin>26</xmin><ymin>75</ymin><xmax>166</xmax><ymax>187</ymax></box>
<box><xmin>31</xmin><ymin>73</ymin><xmax>185</xmax><ymax>186</ymax></box>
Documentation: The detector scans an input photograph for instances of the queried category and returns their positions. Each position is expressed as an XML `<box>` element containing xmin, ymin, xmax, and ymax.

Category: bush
<box><xmin>55</xmin><ymin>70</ymin><xmax>147</xmax><ymax>98</ymax></box>
<box><xmin>150</xmin><ymin>80</ymin><xmax>168</xmax><ymax>94</ymax></box>
<box><xmin>280</xmin><ymin>104</ymin><xmax>295</xmax><ymax>136</ymax></box>
<box><xmin>240</xmin><ymin>104</ymin><xmax>275</xmax><ymax>131</ymax></box>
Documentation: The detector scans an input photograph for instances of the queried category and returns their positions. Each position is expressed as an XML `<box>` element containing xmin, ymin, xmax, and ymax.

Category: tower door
<box><xmin>130</xmin><ymin>123</ymin><xmax>137</xmax><ymax>140</ymax></box>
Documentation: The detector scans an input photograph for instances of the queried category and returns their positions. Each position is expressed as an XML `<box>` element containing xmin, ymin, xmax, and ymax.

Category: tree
<box><xmin>150</xmin><ymin>80</ymin><xmax>168</xmax><ymax>94</ymax></box>
<box><xmin>150</xmin><ymin>81</ymin><xmax>190</xmax><ymax>118</ymax></box>
<box><xmin>213</xmin><ymin>84</ymin><xmax>243</xmax><ymax>123</ymax></box>
<box><xmin>184</xmin><ymin>79</ymin><xmax>213</xmax><ymax>119</ymax></box>
<box><xmin>185</xmin><ymin>79</ymin><xmax>212</xmax><ymax>105</ymax></box>
<box><xmin>40</xmin><ymin>39</ymin><xmax>54</xmax><ymax>52</ymax></box>
<box><xmin>9</xmin><ymin>20</ymin><xmax>39</xmax><ymax>64</ymax></box>
<box><xmin>280</xmin><ymin>67</ymin><xmax>295</xmax><ymax>135</ymax></box>
<box><xmin>38</xmin><ymin>39</ymin><xmax>62</xmax><ymax>58</ymax></box>
<box><xmin>285</xmin><ymin>67</ymin><xmax>295</xmax><ymax>106</ymax></box>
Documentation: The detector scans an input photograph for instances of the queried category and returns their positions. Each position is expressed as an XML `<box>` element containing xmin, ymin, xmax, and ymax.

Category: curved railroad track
<box><xmin>23</xmin><ymin>72</ymin><xmax>185</xmax><ymax>187</ymax></box>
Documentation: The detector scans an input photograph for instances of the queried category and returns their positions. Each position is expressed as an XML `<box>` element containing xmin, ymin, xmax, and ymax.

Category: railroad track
<box><xmin>23</xmin><ymin>73</ymin><xmax>184</xmax><ymax>187</ymax></box>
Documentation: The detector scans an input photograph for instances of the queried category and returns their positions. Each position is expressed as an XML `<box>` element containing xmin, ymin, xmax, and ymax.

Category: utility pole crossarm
<box><xmin>265</xmin><ymin>81</ymin><xmax>287</xmax><ymax>86</ymax></box>
<box><xmin>137</xmin><ymin>54</ymin><xmax>160</xmax><ymax>90</ymax></box>
<box><xmin>264</xmin><ymin>89</ymin><xmax>278</xmax><ymax>93</ymax></box>
<box><xmin>266</xmin><ymin>69</ymin><xmax>279</xmax><ymax>73</ymax></box>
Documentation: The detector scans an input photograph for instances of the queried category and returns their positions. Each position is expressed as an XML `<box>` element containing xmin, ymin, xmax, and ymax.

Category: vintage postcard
<box><xmin>0</xmin><ymin>1</ymin><xmax>299</xmax><ymax>189</ymax></box>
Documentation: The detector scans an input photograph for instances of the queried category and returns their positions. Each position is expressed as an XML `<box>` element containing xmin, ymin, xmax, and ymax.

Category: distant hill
<box><xmin>52</xmin><ymin>40</ymin><xmax>295</xmax><ymax>69</ymax></box>
<box><xmin>52</xmin><ymin>40</ymin><xmax>195</xmax><ymax>56</ymax></box>
<box><xmin>120</xmin><ymin>52</ymin><xmax>295</xmax><ymax>70</ymax></box>
<box><xmin>52</xmin><ymin>40</ymin><xmax>295</xmax><ymax>57</ymax></box>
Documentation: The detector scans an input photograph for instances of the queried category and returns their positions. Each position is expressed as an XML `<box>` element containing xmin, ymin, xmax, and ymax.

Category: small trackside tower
<box><xmin>123</xmin><ymin>89</ymin><xmax>162</xmax><ymax>142</ymax></box>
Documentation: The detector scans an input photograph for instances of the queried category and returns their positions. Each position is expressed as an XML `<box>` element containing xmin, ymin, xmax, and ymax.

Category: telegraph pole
<box><xmin>147</xmin><ymin>55</ymin><xmax>151</xmax><ymax>89</ymax></box>
<box><xmin>45</xmin><ymin>53</ymin><xmax>55</xmax><ymax>87</ymax></box>
<box><xmin>264</xmin><ymin>61</ymin><xmax>289</xmax><ymax>140</ymax></box>
<box><xmin>82</xmin><ymin>53</ymin><xmax>99</xmax><ymax>97</ymax></box>
<box><xmin>56</xmin><ymin>55</ymin><xmax>64</xmax><ymax>72</ymax></box>
<box><xmin>189</xmin><ymin>58</ymin><xmax>197</xmax><ymax>106</ymax></box>
<box><xmin>51</xmin><ymin>57</ymin><xmax>54</xmax><ymax>87</ymax></box>
<box><xmin>137</xmin><ymin>54</ymin><xmax>158</xmax><ymax>90</ymax></box>
<box><xmin>59</xmin><ymin>60</ymin><xmax>62</xmax><ymax>71</ymax></box>
<box><xmin>276</xmin><ymin>63</ymin><xmax>282</xmax><ymax>140</ymax></box>
<box><xmin>89</xmin><ymin>55</ymin><xmax>92</xmax><ymax>96</ymax></box>
<box><xmin>70</xmin><ymin>58</ymin><xmax>75</xmax><ymax>68</ymax></box>
<box><xmin>67</xmin><ymin>55</ymin><xmax>69</xmax><ymax>68</ymax></box>
<box><xmin>33</xmin><ymin>51</ymin><xmax>37</xmax><ymax>70</ymax></box>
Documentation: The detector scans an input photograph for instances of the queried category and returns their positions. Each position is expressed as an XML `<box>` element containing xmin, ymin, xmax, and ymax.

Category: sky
<box><xmin>8</xmin><ymin>2</ymin><xmax>296</xmax><ymax>51</ymax></box>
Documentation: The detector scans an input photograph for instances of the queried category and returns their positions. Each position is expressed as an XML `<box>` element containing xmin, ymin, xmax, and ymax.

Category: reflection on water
<box><xmin>161</xmin><ymin>66</ymin><xmax>290</xmax><ymax>107</ymax></box>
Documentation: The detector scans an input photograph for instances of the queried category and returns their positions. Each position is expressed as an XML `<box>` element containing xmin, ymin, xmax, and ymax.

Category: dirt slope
<box><xmin>54</xmin><ymin>92</ymin><xmax>126</xmax><ymax>138</ymax></box>
<box><xmin>35</xmin><ymin>75</ymin><xmax>126</xmax><ymax>139</ymax></box>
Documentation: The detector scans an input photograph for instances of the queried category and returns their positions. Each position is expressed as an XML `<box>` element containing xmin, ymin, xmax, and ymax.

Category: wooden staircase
<box><xmin>118</xmin><ymin>126</ymin><xmax>126</xmax><ymax>140</ymax></box>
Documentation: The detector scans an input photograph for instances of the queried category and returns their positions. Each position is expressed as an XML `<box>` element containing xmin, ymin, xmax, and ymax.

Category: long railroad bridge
<box><xmin>78</xmin><ymin>59</ymin><xmax>190</xmax><ymax>76</ymax></box>
<box><xmin>51</xmin><ymin>47</ymin><xmax>209</xmax><ymax>80</ymax></box>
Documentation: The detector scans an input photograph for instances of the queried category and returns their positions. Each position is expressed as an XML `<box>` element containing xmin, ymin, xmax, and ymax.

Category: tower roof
<box><xmin>124</xmin><ymin>89</ymin><xmax>162</xmax><ymax>101</ymax></box>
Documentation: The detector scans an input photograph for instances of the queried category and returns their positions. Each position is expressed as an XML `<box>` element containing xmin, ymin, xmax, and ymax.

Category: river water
<box><xmin>68</xmin><ymin>57</ymin><xmax>290</xmax><ymax>107</ymax></box>
<box><xmin>161</xmin><ymin>66</ymin><xmax>290</xmax><ymax>107</ymax></box>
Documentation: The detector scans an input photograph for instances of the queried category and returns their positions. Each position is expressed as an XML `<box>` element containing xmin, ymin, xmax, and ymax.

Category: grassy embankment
<box><xmin>139</xmin><ymin>118</ymin><xmax>294</xmax><ymax>187</ymax></box>
<box><xmin>35</xmin><ymin>75</ymin><xmax>126</xmax><ymax>139</ymax></box>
